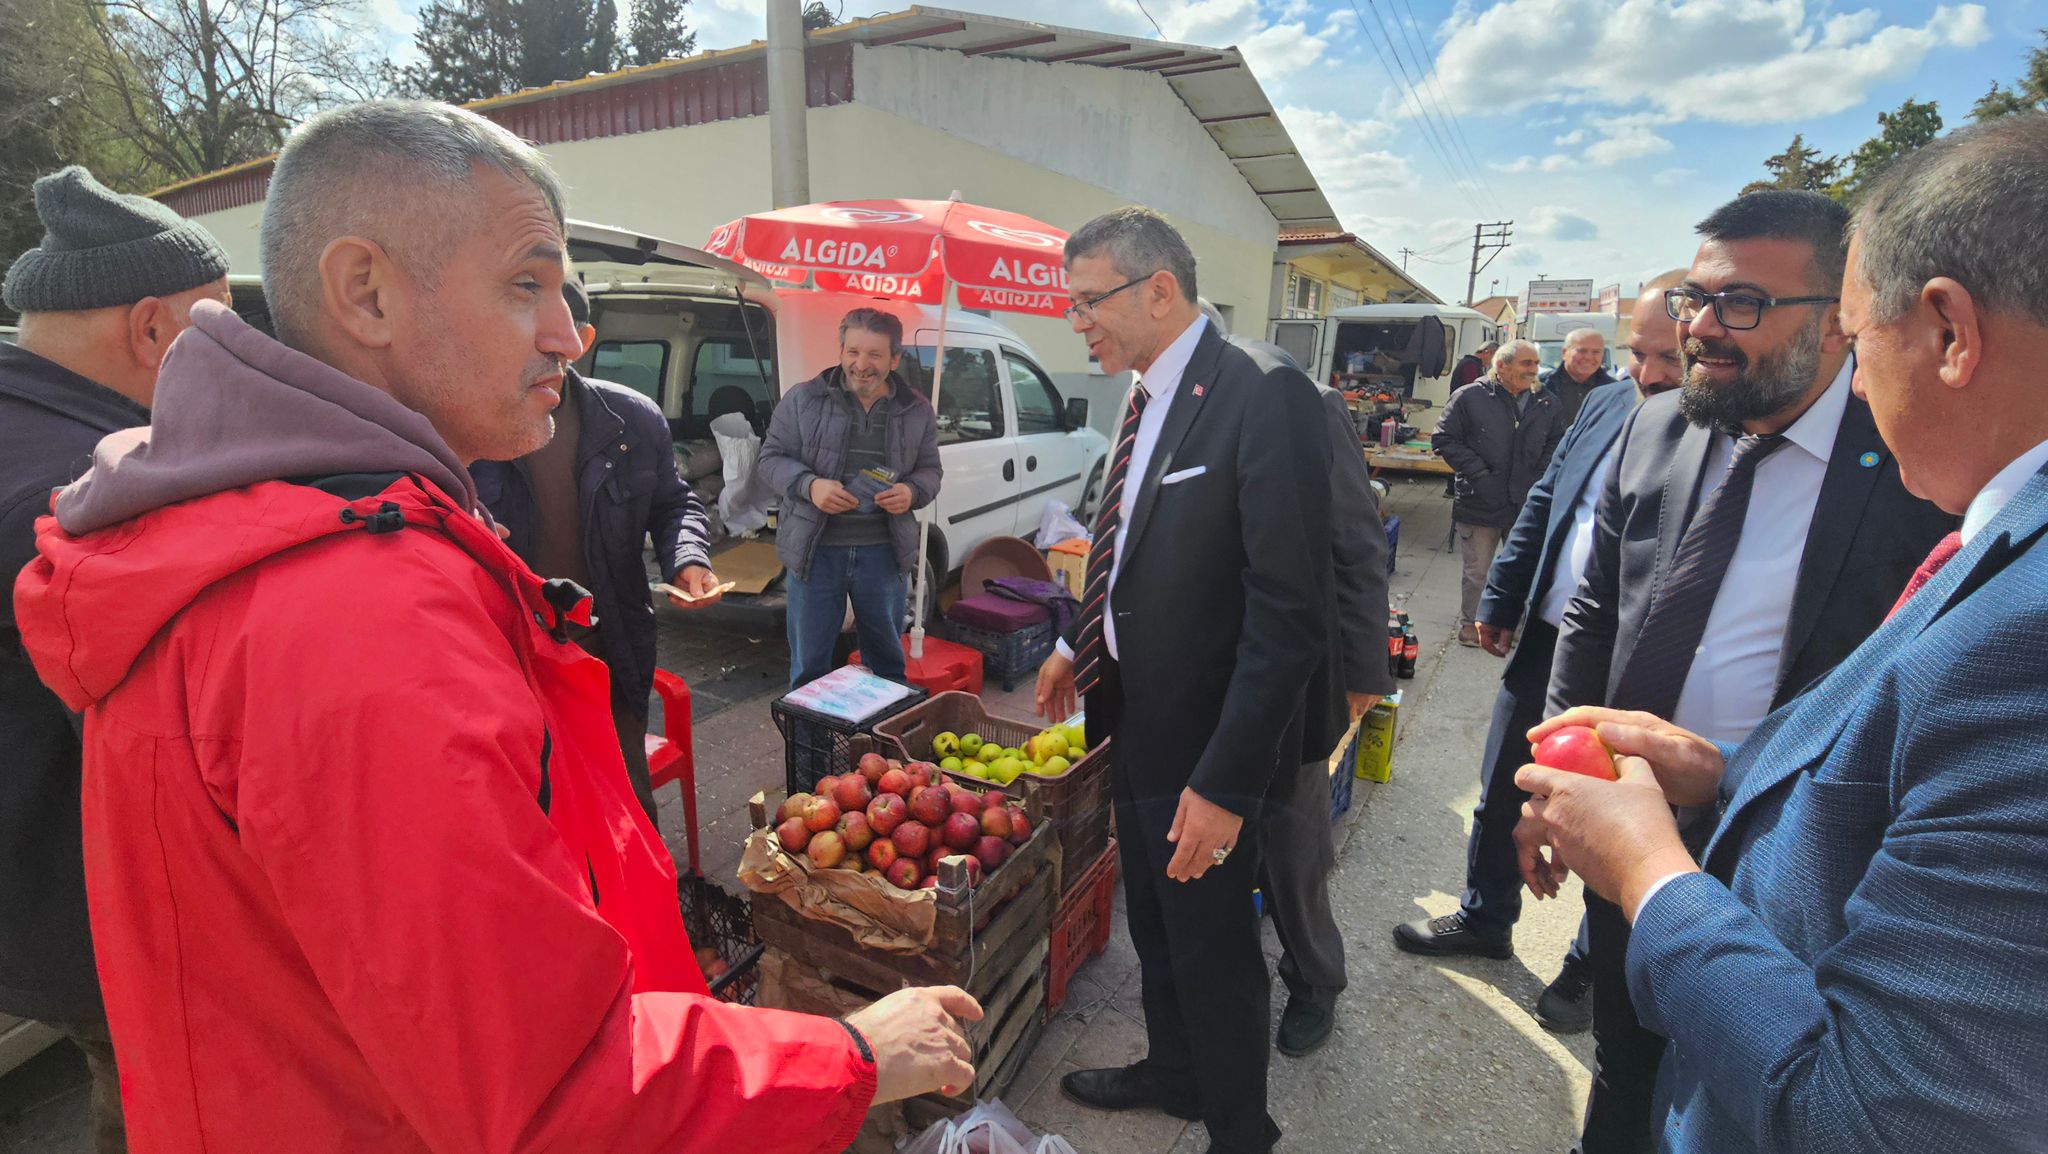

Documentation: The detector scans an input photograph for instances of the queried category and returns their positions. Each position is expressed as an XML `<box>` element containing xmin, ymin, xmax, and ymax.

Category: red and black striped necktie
<box><xmin>1074</xmin><ymin>385</ymin><xmax>1150</xmax><ymax>695</ymax></box>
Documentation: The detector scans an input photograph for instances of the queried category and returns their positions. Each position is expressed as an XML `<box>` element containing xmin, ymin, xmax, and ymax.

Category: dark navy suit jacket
<box><xmin>1631</xmin><ymin>463</ymin><xmax>2048</xmax><ymax>1153</ymax></box>
<box><xmin>1476</xmin><ymin>378</ymin><xmax>1638</xmax><ymax>638</ymax></box>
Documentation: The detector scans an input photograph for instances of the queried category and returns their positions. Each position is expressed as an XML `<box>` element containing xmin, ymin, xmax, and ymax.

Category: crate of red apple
<box><xmin>740</xmin><ymin>741</ymin><xmax>1060</xmax><ymax>988</ymax></box>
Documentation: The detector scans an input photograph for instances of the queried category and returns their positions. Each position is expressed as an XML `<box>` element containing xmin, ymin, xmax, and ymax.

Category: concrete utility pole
<box><xmin>766</xmin><ymin>0</ymin><xmax>809</xmax><ymax>208</ymax></box>
<box><xmin>1399</xmin><ymin>247</ymin><xmax>1415</xmax><ymax>270</ymax></box>
<box><xmin>1464</xmin><ymin>222</ymin><xmax>1513</xmax><ymax>306</ymax></box>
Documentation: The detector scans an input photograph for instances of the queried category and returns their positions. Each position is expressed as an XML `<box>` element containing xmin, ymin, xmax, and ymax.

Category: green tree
<box><xmin>1974</xmin><ymin>29</ymin><xmax>2048</xmax><ymax>121</ymax></box>
<box><xmin>1833</xmin><ymin>98</ymin><xmax>1943</xmax><ymax>206</ymax></box>
<box><xmin>1741</xmin><ymin>134</ymin><xmax>1844</xmax><ymax>196</ymax></box>
<box><xmin>398</xmin><ymin>0</ymin><xmax>621</xmax><ymax>103</ymax></box>
<box><xmin>626</xmin><ymin>0</ymin><xmax>694</xmax><ymax>66</ymax></box>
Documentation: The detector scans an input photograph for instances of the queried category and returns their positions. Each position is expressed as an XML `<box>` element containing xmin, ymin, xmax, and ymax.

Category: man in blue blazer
<box><xmin>1394</xmin><ymin>274</ymin><xmax>1687</xmax><ymax>1036</ymax></box>
<box><xmin>1516</xmin><ymin>112</ymin><xmax>2048</xmax><ymax>1153</ymax></box>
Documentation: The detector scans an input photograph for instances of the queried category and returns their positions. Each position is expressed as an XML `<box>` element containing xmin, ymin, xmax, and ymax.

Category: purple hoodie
<box><xmin>56</xmin><ymin>300</ymin><xmax>480</xmax><ymax>535</ymax></box>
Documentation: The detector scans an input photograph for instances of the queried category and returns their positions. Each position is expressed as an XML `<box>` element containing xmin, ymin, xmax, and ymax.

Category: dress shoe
<box><xmin>1535</xmin><ymin>958</ymin><xmax>1594</xmax><ymax>1034</ymax></box>
<box><xmin>1059</xmin><ymin>1064</ymin><xmax>1201</xmax><ymax>1120</ymax></box>
<box><xmin>1275</xmin><ymin>996</ymin><xmax>1335</xmax><ymax>1057</ymax></box>
<box><xmin>1393</xmin><ymin>912</ymin><xmax>1514</xmax><ymax>959</ymax></box>
<box><xmin>1458</xmin><ymin>624</ymin><xmax>1481</xmax><ymax>647</ymax></box>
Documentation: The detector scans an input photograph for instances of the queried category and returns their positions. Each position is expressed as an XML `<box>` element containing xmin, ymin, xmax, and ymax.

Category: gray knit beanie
<box><xmin>2</xmin><ymin>166</ymin><xmax>231</xmax><ymax>312</ymax></box>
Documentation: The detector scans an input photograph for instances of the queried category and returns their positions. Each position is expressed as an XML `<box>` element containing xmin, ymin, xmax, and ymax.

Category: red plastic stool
<box><xmin>848</xmin><ymin>634</ymin><xmax>984</xmax><ymax>696</ymax></box>
<box><xmin>647</xmin><ymin>668</ymin><xmax>700</xmax><ymax>876</ymax></box>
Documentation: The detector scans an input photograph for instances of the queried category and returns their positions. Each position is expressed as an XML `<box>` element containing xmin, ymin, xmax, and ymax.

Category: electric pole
<box><xmin>1464</xmin><ymin>222</ymin><xmax>1512</xmax><ymax>306</ymax></box>
<box><xmin>1399</xmin><ymin>247</ymin><xmax>1415</xmax><ymax>270</ymax></box>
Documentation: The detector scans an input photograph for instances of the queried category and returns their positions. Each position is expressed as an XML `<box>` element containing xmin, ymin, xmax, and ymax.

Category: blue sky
<box><xmin>374</xmin><ymin>1</ymin><xmax>2045</xmax><ymax>304</ymax></box>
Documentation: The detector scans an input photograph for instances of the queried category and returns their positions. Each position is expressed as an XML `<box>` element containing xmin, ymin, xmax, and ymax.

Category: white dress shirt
<box><xmin>1667</xmin><ymin>358</ymin><xmax>1853</xmax><ymax>747</ymax></box>
<box><xmin>1057</xmin><ymin>315</ymin><xmax>1208</xmax><ymax>664</ymax></box>
<box><xmin>1537</xmin><ymin>444</ymin><xmax>1619</xmax><ymax>628</ymax></box>
<box><xmin>1962</xmin><ymin>437</ymin><xmax>2048</xmax><ymax>545</ymax></box>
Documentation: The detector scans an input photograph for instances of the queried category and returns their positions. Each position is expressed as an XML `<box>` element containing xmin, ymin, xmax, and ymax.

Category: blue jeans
<box><xmin>786</xmin><ymin>543</ymin><xmax>907</xmax><ymax>689</ymax></box>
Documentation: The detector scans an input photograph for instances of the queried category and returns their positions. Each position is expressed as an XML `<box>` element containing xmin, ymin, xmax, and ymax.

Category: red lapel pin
<box><xmin>1193</xmin><ymin>383</ymin><xmax>1205</xmax><ymax>397</ymax></box>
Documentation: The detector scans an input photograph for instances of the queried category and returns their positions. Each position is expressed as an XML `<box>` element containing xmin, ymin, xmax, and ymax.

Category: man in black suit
<box><xmin>1037</xmin><ymin>208</ymin><xmax>1337</xmax><ymax>1154</ymax></box>
<box><xmin>1392</xmin><ymin>273</ymin><xmax>1688</xmax><ymax>1036</ymax></box>
<box><xmin>1544</xmin><ymin>191</ymin><xmax>1957</xmax><ymax>1153</ymax></box>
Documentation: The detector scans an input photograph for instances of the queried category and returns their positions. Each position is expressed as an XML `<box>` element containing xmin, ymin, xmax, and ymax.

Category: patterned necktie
<box><xmin>1613</xmin><ymin>432</ymin><xmax>1791</xmax><ymax>717</ymax></box>
<box><xmin>1885</xmin><ymin>531</ymin><xmax>1964</xmax><ymax>620</ymax></box>
<box><xmin>1074</xmin><ymin>385</ymin><xmax>1150</xmax><ymax>696</ymax></box>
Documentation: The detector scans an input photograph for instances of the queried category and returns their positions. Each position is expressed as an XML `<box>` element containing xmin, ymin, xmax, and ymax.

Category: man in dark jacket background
<box><xmin>1450</xmin><ymin>340</ymin><xmax>1496</xmax><ymax>391</ymax></box>
<box><xmin>1538</xmin><ymin>328</ymin><xmax>1615</xmax><ymax>424</ymax></box>
<box><xmin>1433</xmin><ymin>339</ymin><xmax>1567</xmax><ymax>647</ymax></box>
<box><xmin>0</xmin><ymin>164</ymin><xmax>231</xmax><ymax>1153</ymax></box>
<box><xmin>758</xmin><ymin>308</ymin><xmax>942</xmax><ymax>689</ymax></box>
<box><xmin>472</xmin><ymin>278</ymin><xmax>721</xmax><ymax>825</ymax></box>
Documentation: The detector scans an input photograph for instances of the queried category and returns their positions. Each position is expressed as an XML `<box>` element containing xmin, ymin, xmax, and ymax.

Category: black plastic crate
<box><xmin>933</xmin><ymin>617</ymin><xmax>1056</xmax><ymax>691</ymax></box>
<box><xmin>770</xmin><ymin>688</ymin><xmax>926</xmax><ymax>796</ymax></box>
<box><xmin>679</xmin><ymin>873</ymin><xmax>765</xmax><ymax>1004</ymax></box>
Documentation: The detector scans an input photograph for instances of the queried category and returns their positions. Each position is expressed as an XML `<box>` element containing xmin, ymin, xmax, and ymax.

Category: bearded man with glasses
<box><xmin>1535</xmin><ymin>190</ymin><xmax>1956</xmax><ymax>1154</ymax></box>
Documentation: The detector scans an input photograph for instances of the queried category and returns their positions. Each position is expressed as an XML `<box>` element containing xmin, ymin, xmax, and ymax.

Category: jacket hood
<box><xmin>16</xmin><ymin>300</ymin><xmax>491</xmax><ymax>711</ymax></box>
<box><xmin>54</xmin><ymin>300</ymin><xmax>478</xmax><ymax>535</ymax></box>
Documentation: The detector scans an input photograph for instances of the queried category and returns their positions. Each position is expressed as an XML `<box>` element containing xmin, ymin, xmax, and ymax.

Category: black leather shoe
<box><xmin>1060</xmin><ymin>1064</ymin><xmax>1201</xmax><ymax>1120</ymax></box>
<box><xmin>1534</xmin><ymin>958</ymin><xmax>1594</xmax><ymax>1034</ymax></box>
<box><xmin>1275</xmin><ymin>996</ymin><xmax>1335</xmax><ymax>1057</ymax></box>
<box><xmin>1393</xmin><ymin>913</ymin><xmax>1514</xmax><ymax>959</ymax></box>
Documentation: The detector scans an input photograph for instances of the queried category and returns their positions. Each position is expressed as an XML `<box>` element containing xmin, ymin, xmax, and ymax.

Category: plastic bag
<box><xmin>899</xmin><ymin>1100</ymin><xmax>1078</xmax><ymax>1154</ymax></box>
<box><xmin>1035</xmin><ymin>499</ymin><xmax>1090</xmax><ymax>548</ymax></box>
<box><xmin>711</xmin><ymin>412</ymin><xmax>771</xmax><ymax>536</ymax></box>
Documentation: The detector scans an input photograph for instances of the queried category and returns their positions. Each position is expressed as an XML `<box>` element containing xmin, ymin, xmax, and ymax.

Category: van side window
<box><xmin>691</xmin><ymin>338</ymin><xmax>774</xmax><ymax>433</ymax></box>
<box><xmin>1004</xmin><ymin>352</ymin><xmax>1064</xmax><ymax>434</ymax></box>
<box><xmin>904</xmin><ymin>346</ymin><xmax>1003</xmax><ymax>444</ymax></box>
<box><xmin>591</xmin><ymin>340</ymin><xmax>669</xmax><ymax>403</ymax></box>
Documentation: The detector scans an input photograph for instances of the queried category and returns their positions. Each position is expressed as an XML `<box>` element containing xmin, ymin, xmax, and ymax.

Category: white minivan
<box><xmin>571</xmin><ymin>222</ymin><xmax>1110</xmax><ymax>619</ymax></box>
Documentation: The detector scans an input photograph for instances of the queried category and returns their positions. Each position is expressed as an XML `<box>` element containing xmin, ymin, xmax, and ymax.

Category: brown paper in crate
<box><xmin>737</xmin><ymin>828</ymin><xmax>939</xmax><ymax>953</ymax></box>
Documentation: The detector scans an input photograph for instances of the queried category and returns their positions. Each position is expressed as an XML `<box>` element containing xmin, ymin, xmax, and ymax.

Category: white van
<box><xmin>1269</xmin><ymin>303</ymin><xmax>1506</xmax><ymax>431</ymax></box>
<box><xmin>570</xmin><ymin>222</ymin><xmax>1111</xmax><ymax>618</ymax></box>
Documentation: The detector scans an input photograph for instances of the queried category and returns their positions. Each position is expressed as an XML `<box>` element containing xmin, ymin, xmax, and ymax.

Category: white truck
<box><xmin>1521</xmin><ymin>311</ymin><xmax>1619</xmax><ymax>374</ymax></box>
<box><xmin>571</xmin><ymin>222</ymin><xmax>1110</xmax><ymax>623</ymax></box>
<box><xmin>1268</xmin><ymin>303</ymin><xmax>1507</xmax><ymax>431</ymax></box>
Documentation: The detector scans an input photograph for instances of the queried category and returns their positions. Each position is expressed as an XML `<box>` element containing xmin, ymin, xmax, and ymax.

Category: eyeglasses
<box><xmin>1665</xmin><ymin>287</ymin><xmax>1838</xmax><ymax>332</ymax></box>
<box><xmin>1062</xmin><ymin>275</ymin><xmax>1152</xmax><ymax>324</ymax></box>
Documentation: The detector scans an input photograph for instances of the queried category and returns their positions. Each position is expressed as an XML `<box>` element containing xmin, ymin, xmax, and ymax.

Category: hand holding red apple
<box><xmin>1514</xmin><ymin>752</ymin><xmax>1702</xmax><ymax>919</ymax></box>
<box><xmin>1528</xmin><ymin>707</ymin><xmax>1726</xmax><ymax>807</ymax></box>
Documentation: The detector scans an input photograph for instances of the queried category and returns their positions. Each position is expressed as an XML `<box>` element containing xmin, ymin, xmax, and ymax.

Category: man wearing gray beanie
<box><xmin>0</xmin><ymin>163</ymin><xmax>229</xmax><ymax>1154</ymax></box>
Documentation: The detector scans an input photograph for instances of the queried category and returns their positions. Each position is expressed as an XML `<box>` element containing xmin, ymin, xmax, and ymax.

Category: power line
<box><xmin>1359</xmin><ymin>0</ymin><xmax>1505</xmax><ymax>219</ymax></box>
<box><xmin>1389</xmin><ymin>0</ymin><xmax>1505</xmax><ymax>217</ymax></box>
<box><xmin>1131</xmin><ymin>0</ymin><xmax>1167</xmax><ymax>40</ymax></box>
<box><xmin>1342</xmin><ymin>0</ymin><xmax>1487</xmax><ymax>219</ymax></box>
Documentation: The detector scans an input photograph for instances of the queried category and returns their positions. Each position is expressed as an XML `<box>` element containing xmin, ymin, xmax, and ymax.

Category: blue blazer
<box><xmin>1477</xmin><ymin>379</ymin><xmax>1638</xmax><ymax>633</ymax></box>
<box><xmin>1628</xmin><ymin>462</ymin><xmax>2048</xmax><ymax>1153</ymax></box>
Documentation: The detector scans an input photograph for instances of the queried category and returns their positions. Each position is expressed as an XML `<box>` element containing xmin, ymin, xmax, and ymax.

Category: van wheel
<box><xmin>1076</xmin><ymin>459</ymin><xmax>1106</xmax><ymax>526</ymax></box>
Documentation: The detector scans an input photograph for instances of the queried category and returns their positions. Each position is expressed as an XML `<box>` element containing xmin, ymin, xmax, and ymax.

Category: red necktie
<box><xmin>1074</xmin><ymin>386</ymin><xmax>1149</xmax><ymax>696</ymax></box>
<box><xmin>1886</xmin><ymin>531</ymin><xmax>1964</xmax><ymax>621</ymax></box>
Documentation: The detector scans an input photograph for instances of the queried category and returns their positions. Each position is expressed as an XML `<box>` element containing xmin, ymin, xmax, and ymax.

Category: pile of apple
<box><xmin>932</xmin><ymin>721</ymin><xmax>1087</xmax><ymax>787</ymax></box>
<box><xmin>774</xmin><ymin>752</ymin><xmax>1034</xmax><ymax>891</ymax></box>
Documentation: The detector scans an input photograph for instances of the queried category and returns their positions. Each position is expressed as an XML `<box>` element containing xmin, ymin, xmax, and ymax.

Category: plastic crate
<box><xmin>770</xmin><ymin>687</ymin><xmax>926</xmax><ymax>797</ymax></box>
<box><xmin>1047</xmin><ymin>838</ymin><xmax>1118</xmax><ymax>1015</ymax></box>
<box><xmin>932</xmin><ymin>617</ymin><xmax>1056</xmax><ymax>691</ymax></box>
<box><xmin>871</xmin><ymin>691</ymin><xmax>1112</xmax><ymax>876</ymax></box>
<box><xmin>679</xmin><ymin>873</ymin><xmax>765</xmax><ymax>1005</ymax></box>
<box><xmin>848</xmin><ymin>633</ymin><xmax>984</xmax><ymax>696</ymax></box>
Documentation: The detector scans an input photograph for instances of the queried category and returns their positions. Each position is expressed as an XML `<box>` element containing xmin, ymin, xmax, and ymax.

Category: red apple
<box><xmin>877</xmin><ymin>767</ymin><xmax>912</xmax><ymax>798</ymax></box>
<box><xmin>803</xmin><ymin>796</ymin><xmax>842</xmax><ymax>833</ymax></box>
<box><xmin>865</xmin><ymin>838</ymin><xmax>898</xmax><ymax>872</ymax></box>
<box><xmin>948</xmin><ymin>788</ymin><xmax>982</xmax><ymax>817</ymax></box>
<box><xmin>887</xmin><ymin>858</ymin><xmax>923</xmax><ymax>889</ymax></box>
<box><xmin>909</xmin><ymin>785</ymin><xmax>950</xmax><ymax>827</ymax></box>
<box><xmin>925</xmin><ymin>846</ymin><xmax>948</xmax><ymax>877</ymax></box>
<box><xmin>981</xmin><ymin>806</ymin><xmax>1013</xmax><ymax>841</ymax></box>
<box><xmin>813</xmin><ymin>775</ymin><xmax>839</xmax><ymax>799</ymax></box>
<box><xmin>905</xmin><ymin>763</ymin><xmax>933</xmax><ymax>790</ymax></box>
<box><xmin>1006</xmin><ymin>808</ymin><xmax>1031</xmax><ymax>846</ymax></box>
<box><xmin>942</xmin><ymin>811</ymin><xmax>982</xmax><ymax>852</ymax></box>
<box><xmin>920</xmin><ymin>875</ymin><xmax>940</xmax><ymax>890</ymax></box>
<box><xmin>832</xmin><ymin>774</ymin><xmax>872</xmax><ymax>813</ymax></box>
<box><xmin>1533</xmin><ymin>725</ymin><xmax>1619</xmax><ymax>781</ymax></box>
<box><xmin>776</xmin><ymin>816</ymin><xmax>812</xmax><ymax>854</ymax></box>
<box><xmin>958</xmin><ymin>854</ymin><xmax>984</xmax><ymax>887</ymax></box>
<box><xmin>981</xmin><ymin>790</ymin><xmax>1009</xmax><ymax>812</ymax></box>
<box><xmin>857</xmin><ymin>752</ymin><xmax>890</xmax><ymax>785</ymax></box>
<box><xmin>806</xmin><ymin>830</ymin><xmax>846</xmax><ymax>869</ymax></box>
<box><xmin>888</xmin><ymin>758</ymin><xmax>904</xmax><ymax>772</ymax></box>
<box><xmin>836</xmin><ymin>811</ymin><xmax>874</xmax><ymax>853</ymax></box>
<box><xmin>973</xmin><ymin>835</ymin><xmax>1010</xmax><ymax>873</ymax></box>
<box><xmin>866</xmin><ymin>793</ymin><xmax>908</xmax><ymax>837</ymax></box>
<box><xmin>892</xmin><ymin>820</ymin><xmax>932</xmax><ymax>859</ymax></box>
<box><xmin>907</xmin><ymin>760</ymin><xmax>941</xmax><ymax>782</ymax></box>
<box><xmin>776</xmin><ymin>792</ymin><xmax>815</xmax><ymax>825</ymax></box>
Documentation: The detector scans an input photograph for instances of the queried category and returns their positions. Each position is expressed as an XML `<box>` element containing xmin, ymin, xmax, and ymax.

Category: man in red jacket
<box><xmin>13</xmin><ymin>99</ymin><xmax>977</xmax><ymax>1154</ymax></box>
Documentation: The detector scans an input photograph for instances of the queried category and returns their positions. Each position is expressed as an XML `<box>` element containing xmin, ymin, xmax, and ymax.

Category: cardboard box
<box><xmin>1044</xmin><ymin>537</ymin><xmax>1089</xmax><ymax>596</ymax></box>
<box><xmin>1355</xmin><ymin>691</ymin><xmax>1402</xmax><ymax>782</ymax></box>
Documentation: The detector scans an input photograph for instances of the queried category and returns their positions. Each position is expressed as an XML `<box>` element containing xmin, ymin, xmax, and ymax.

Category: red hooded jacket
<box><xmin>12</xmin><ymin>302</ymin><xmax>875</xmax><ymax>1153</ymax></box>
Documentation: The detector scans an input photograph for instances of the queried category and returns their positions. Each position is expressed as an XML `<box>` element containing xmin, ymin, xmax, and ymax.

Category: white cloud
<box><xmin>1554</xmin><ymin>129</ymin><xmax>1588</xmax><ymax>147</ymax></box>
<box><xmin>1526</xmin><ymin>206</ymin><xmax>1601</xmax><ymax>242</ymax></box>
<box><xmin>1652</xmin><ymin>167</ymin><xmax>1700</xmax><ymax>187</ymax></box>
<box><xmin>1237</xmin><ymin>18</ymin><xmax>1342</xmax><ymax>80</ymax></box>
<box><xmin>1432</xmin><ymin>0</ymin><xmax>1990</xmax><ymax>126</ymax></box>
<box><xmin>1277</xmin><ymin>104</ymin><xmax>1418</xmax><ymax>212</ymax></box>
<box><xmin>1584</xmin><ymin>127</ymin><xmax>1673</xmax><ymax>164</ymax></box>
